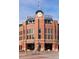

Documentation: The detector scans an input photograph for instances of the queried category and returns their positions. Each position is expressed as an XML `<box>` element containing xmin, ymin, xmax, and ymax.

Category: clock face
<box><xmin>37</xmin><ymin>12</ymin><xmax>43</xmax><ymax>17</ymax></box>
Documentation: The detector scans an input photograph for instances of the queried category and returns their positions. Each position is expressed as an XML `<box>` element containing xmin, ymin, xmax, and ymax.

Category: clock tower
<box><xmin>34</xmin><ymin>10</ymin><xmax>45</xmax><ymax>51</ymax></box>
<box><xmin>36</xmin><ymin>10</ymin><xmax>44</xmax><ymax>17</ymax></box>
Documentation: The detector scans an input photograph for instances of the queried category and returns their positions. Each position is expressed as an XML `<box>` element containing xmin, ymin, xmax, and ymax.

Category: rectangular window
<box><xmin>44</xmin><ymin>34</ymin><xmax>47</xmax><ymax>39</ymax></box>
<box><xmin>48</xmin><ymin>35</ymin><xmax>51</xmax><ymax>39</ymax></box>
<box><xmin>48</xmin><ymin>28</ymin><xmax>51</xmax><ymax>34</ymax></box>
<box><xmin>23</xmin><ymin>35</ymin><xmax>25</xmax><ymax>39</ymax></box>
<box><xmin>23</xmin><ymin>30</ymin><xmax>25</xmax><ymax>34</ymax></box>
<box><xmin>29</xmin><ymin>29</ymin><xmax>31</xmax><ymax>33</ymax></box>
<box><xmin>38</xmin><ymin>29</ymin><xmax>41</xmax><ymax>33</ymax></box>
<box><xmin>28</xmin><ymin>35</ymin><xmax>30</xmax><ymax>39</ymax></box>
<box><xmin>19</xmin><ymin>37</ymin><xmax>22</xmax><ymax>40</ymax></box>
<box><xmin>28</xmin><ymin>29</ymin><xmax>33</xmax><ymax>34</ymax></box>
<box><xmin>51</xmin><ymin>29</ymin><xmax>52</xmax><ymax>33</ymax></box>
<box><xmin>44</xmin><ymin>28</ymin><xmax>47</xmax><ymax>33</ymax></box>
<box><xmin>30</xmin><ymin>35</ymin><xmax>31</xmax><ymax>39</ymax></box>
<box><xmin>27</xmin><ymin>30</ymin><xmax>28</xmax><ymax>34</ymax></box>
<box><xmin>32</xmin><ymin>35</ymin><xmax>34</xmax><ymax>39</ymax></box>
<box><xmin>51</xmin><ymin>35</ymin><xmax>53</xmax><ymax>39</ymax></box>
<box><xmin>38</xmin><ymin>34</ymin><xmax>41</xmax><ymax>39</ymax></box>
<box><xmin>27</xmin><ymin>35</ymin><xmax>28</xmax><ymax>39</ymax></box>
<box><xmin>19</xmin><ymin>31</ymin><xmax>22</xmax><ymax>35</ymax></box>
<box><xmin>31</xmin><ymin>29</ymin><xmax>33</xmax><ymax>33</ymax></box>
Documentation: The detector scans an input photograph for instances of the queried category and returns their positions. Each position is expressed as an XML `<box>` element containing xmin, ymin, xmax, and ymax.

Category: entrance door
<box><xmin>38</xmin><ymin>43</ymin><xmax>41</xmax><ymax>51</ymax></box>
<box><xmin>19</xmin><ymin>45</ymin><xmax>22</xmax><ymax>51</ymax></box>
<box><xmin>45</xmin><ymin>43</ymin><xmax>52</xmax><ymax>51</ymax></box>
<box><xmin>27</xmin><ymin>43</ymin><xmax>34</xmax><ymax>50</ymax></box>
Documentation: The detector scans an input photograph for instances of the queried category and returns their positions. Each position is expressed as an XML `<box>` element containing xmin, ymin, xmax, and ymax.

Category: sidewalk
<box><xmin>19</xmin><ymin>51</ymin><xmax>59</xmax><ymax>59</ymax></box>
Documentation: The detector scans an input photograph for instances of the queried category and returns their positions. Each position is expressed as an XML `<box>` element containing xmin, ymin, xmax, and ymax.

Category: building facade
<box><xmin>19</xmin><ymin>10</ymin><xmax>59</xmax><ymax>52</ymax></box>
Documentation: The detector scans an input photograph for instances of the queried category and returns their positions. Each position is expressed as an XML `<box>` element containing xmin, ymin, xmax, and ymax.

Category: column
<box><xmin>55</xmin><ymin>22</ymin><xmax>59</xmax><ymax>51</ymax></box>
<box><xmin>52</xmin><ymin>21</ymin><xmax>56</xmax><ymax>51</ymax></box>
<box><xmin>34</xmin><ymin>16</ymin><xmax>39</xmax><ymax>51</ymax></box>
<box><xmin>40</xmin><ymin>16</ymin><xmax>44</xmax><ymax>51</ymax></box>
<box><xmin>23</xmin><ymin>22</ymin><xmax>27</xmax><ymax>53</ymax></box>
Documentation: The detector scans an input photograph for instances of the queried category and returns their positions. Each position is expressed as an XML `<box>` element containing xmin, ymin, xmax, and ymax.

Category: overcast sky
<box><xmin>19</xmin><ymin>0</ymin><xmax>59</xmax><ymax>24</ymax></box>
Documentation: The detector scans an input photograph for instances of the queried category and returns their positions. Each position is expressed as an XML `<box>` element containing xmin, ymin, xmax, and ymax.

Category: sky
<box><xmin>19</xmin><ymin>0</ymin><xmax>59</xmax><ymax>24</ymax></box>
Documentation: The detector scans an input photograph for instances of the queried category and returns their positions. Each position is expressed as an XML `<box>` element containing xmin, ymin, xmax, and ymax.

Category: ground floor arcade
<box><xmin>19</xmin><ymin>43</ymin><xmax>59</xmax><ymax>52</ymax></box>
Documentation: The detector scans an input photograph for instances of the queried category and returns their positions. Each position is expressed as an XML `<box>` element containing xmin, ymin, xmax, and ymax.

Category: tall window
<box><xmin>27</xmin><ymin>30</ymin><xmax>28</xmax><ymax>34</ymax></box>
<box><xmin>38</xmin><ymin>34</ymin><xmax>41</xmax><ymax>39</ymax></box>
<box><xmin>51</xmin><ymin>29</ymin><xmax>52</xmax><ymax>33</ymax></box>
<box><xmin>44</xmin><ymin>34</ymin><xmax>47</xmax><ymax>39</ymax></box>
<box><xmin>30</xmin><ymin>35</ymin><xmax>31</xmax><ymax>39</ymax></box>
<box><xmin>30</xmin><ymin>29</ymin><xmax>33</xmax><ymax>33</ymax></box>
<box><xmin>38</xmin><ymin>29</ymin><xmax>41</xmax><ymax>33</ymax></box>
<box><xmin>48</xmin><ymin>35</ymin><xmax>51</xmax><ymax>39</ymax></box>
<box><xmin>51</xmin><ymin>35</ymin><xmax>53</xmax><ymax>39</ymax></box>
<box><xmin>23</xmin><ymin>30</ymin><xmax>25</xmax><ymax>34</ymax></box>
<box><xmin>46</xmin><ymin>28</ymin><xmax>52</xmax><ymax>39</ymax></box>
<box><xmin>19</xmin><ymin>37</ymin><xmax>22</xmax><ymax>40</ymax></box>
<box><xmin>32</xmin><ymin>35</ymin><xmax>34</xmax><ymax>39</ymax></box>
<box><xmin>27</xmin><ymin>35</ymin><xmax>28</xmax><ymax>39</ymax></box>
<box><xmin>29</xmin><ymin>29</ymin><xmax>31</xmax><ymax>33</ymax></box>
<box><xmin>26</xmin><ymin>29</ymin><xmax>34</xmax><ymax>39</ymax></box>
<box><xmin>19</xmin><ymin>31</ymin><xmax>22</xmax><ymax>35</ymax></box>
<box><xmin>48</xmin><ymin>28</ymin><xmax>51</xmax><ymax>34</ymax></box>
<box><xmin>28</xmin><ymin>29</ymin><xmax>33</xmax><ymax>34</ymax></box>
<box><xmin>44</xmin><ymin>28</ymin><xmax>47</xmax><ymax>33</ymax></box>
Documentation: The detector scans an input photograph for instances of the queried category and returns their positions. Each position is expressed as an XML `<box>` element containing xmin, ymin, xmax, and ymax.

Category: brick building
<box><xmin>19</xmin><ymin>10</ymin><xmax>59</xmax><ymax>52</ymax></box>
